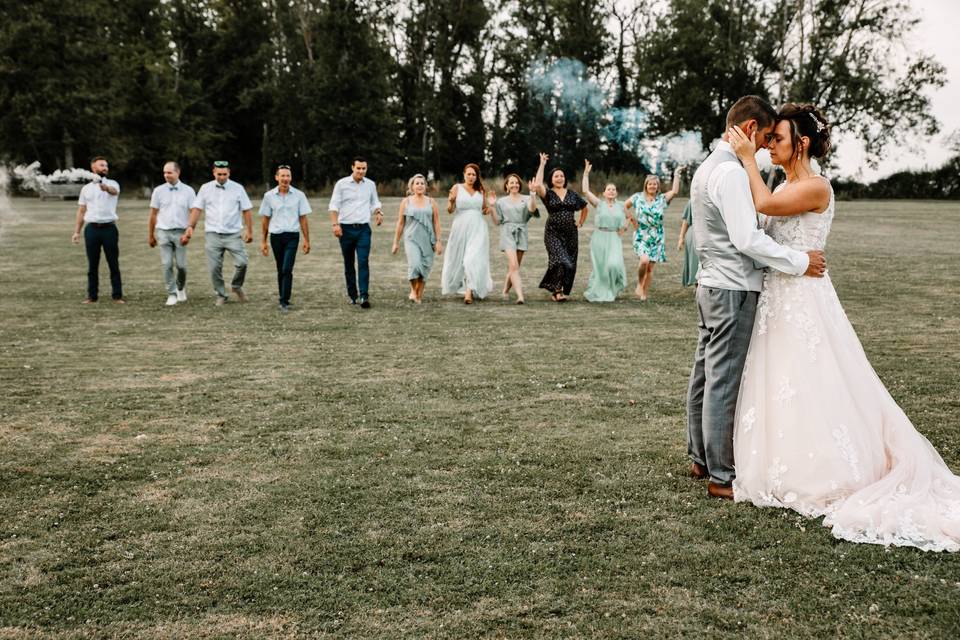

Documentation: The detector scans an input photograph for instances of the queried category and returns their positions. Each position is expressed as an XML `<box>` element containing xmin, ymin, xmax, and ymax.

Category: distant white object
<box><xmin>15</xmin><ymin>161</ymin><xmax>98</xmax><ymax>199</ymax></box>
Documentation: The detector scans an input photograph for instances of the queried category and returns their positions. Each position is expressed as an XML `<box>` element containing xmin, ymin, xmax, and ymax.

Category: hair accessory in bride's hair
<box><xmin>808</xmin><ymin>112</ymin><xmax>827</xmax><ymax>133</ymax></box>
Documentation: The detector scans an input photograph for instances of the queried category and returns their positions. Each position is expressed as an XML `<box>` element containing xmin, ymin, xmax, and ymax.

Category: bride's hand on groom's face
<box><xmin>727</xmin><ymin>125</ymin><xmax>757</xmax><ymax>161</ymax></box>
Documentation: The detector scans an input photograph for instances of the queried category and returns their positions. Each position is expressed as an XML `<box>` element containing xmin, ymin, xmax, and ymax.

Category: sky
<box><xmin>833</xmin><ymin>0</ymin><xmax>960</xmax><ymax>180</ymax></box>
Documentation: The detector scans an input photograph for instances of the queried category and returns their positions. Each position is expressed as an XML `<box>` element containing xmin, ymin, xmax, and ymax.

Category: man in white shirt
<box><xmin>685</xmin><ymin>96</ymin><xmax>826</xmax><ymax>500</ymax></box>
<box><xmin>71</xmin><ymin>156</ymin><xmax>123</xmax><ymax>304</ymax></box>
<box><xmin>328</xmin><ymin>157</ymin><xmax>382</xmax><ymax>308</ymax></box>
<box><xmin>181</xmin><ymin>160</ymin><xmax>253</xmax><ymax>306</ymax></box>
<box><xmin>259</xmin><ymin>165</ymin><xmax>311</xmax><ymax>313</ymax></box>
<box><xmin>148</xmin><ymin>161</ymin><xmax>196</xmax><ymax>306</ymax></box>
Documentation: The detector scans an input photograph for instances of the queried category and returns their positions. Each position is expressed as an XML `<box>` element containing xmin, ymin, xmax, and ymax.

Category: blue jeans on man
<box><xmin>338</xmin><ymin>223</ymin><xmax>371</xmax><ymax>302</ymax></box>
<box><xmin>270</xmin><ymin>232</ymin><xmax>299</xmax><ymax>306</ymax></box>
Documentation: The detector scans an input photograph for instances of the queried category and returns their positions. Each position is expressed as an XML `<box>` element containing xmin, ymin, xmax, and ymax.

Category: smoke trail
<box><xmin>14</xmin><ymin>162</ymin><xmax>98</xmax><ymax>193</ymax></box>
<box><xmin>0</xmin><ymin>166</ymin><xmax>14</xmax><ymax>246</ymax></box>
<box><xmin>525</xmin><ymin>57</ymin><xmax>708</xmax><ymax>173</ymax></box>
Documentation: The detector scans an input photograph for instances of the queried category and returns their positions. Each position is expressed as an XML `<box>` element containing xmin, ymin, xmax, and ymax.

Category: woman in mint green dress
<box><xmin>581</xmin><ymin>160</ymin><xmax>630</xmax><ymax>302</ymax></box>
<box><xmin>676</xmin><ymin>201</ymin><xmax>699</xmax><ymax>287</ymax></box>
<box><xmin>392</xmin><ymin>174</ymin><xmax>442</xmax><ymax>303</ymax></box>
<box><xmin>625</xmin><ymin>168</ymin><xmax>682</xmax><ymax>301</ymax></box>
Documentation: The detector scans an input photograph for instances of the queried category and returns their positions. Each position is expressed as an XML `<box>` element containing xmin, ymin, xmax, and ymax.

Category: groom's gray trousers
<box><xmin>687</xmin><ymin>286</ymin><xmax>758</xmax><ymax>485</ymax></box>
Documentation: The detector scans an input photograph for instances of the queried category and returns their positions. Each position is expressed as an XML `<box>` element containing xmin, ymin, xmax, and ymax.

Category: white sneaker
<box><xmin>176</xmin><ymin>287</ymin><xmax>187</xmax><ymax>302</ymax></box>
<box><xmin>165</xmin><ymin>294</ymin><xmax>178</xmax><ymax>306</ymax></box>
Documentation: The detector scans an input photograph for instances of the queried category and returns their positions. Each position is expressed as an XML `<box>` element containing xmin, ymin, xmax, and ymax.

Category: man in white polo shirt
<box><xmin>260</xmin><ymin>164</ymin><xmax>311</xmax><ymax>313</ymax></box>
<box><xmin>181</xmin><ymin>160</ymin><xmax>253</xmax><ymax>305</ymax></box>
<box><xmin>329</xmin><ymin>156</ymin><xmax>382</xmax><ymax>308</ymax></box>
<box><xmin>148</xmin><ymin>161</ymin><xmax>196</xmax><ymax>306</ymax></box>
<box><xmin>71</xmin><ymin>156</ymin><xmax>124</xmax><ymax>304</ymax></box>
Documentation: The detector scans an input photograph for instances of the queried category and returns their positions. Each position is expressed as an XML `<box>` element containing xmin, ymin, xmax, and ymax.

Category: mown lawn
<box><xmin>1</xmin><ymin>194</ymin><xmax>958</xmax><ymax>638</ymax></box>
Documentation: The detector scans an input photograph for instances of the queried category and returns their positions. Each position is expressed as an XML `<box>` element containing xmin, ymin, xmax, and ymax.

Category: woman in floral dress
<box><xmin>626</xmin><ymin>168</ymin><xmax>682</xmax><ymax>301</ymax></box>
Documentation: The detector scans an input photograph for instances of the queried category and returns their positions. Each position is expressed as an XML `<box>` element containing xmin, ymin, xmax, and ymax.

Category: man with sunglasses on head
<box><xmin>328</xmin><ymin>156</ymin><xmax>382</xmax><ymax>308</ymax></box>
<box><xmin>259</xmin><ymin>164</ymin><xmax>311</xmax><ymax>313</ymax></box>
<box><xmin>181</xmin><ymin>160</ymin><xmax>254</xmax><ymax>306</ymax></box>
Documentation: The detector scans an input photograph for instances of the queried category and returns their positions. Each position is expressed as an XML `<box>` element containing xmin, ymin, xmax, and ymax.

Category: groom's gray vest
<box><xmin>690</xmin><ymin>145</ymin><xmax>763</xmax><ymax>291</ymax></box>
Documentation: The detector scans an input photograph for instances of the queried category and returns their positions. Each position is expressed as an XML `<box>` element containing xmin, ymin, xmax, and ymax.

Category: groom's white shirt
<box><xmin>699</xmin><ymin>141</ymin><xmax>809</xmax><ymax>291</ymax></box>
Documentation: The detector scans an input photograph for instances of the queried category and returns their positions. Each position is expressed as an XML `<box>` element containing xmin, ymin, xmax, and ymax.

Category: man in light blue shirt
<box><xmin>259</xmin><ymin>165</ymin><xmax>311</xmax><ymax>313</ymax></box>
<box><xmin>148</xmin><ymin>161</ymin><xmax>196</xmax><ymax>306</ymax></box>
<box><xmin>71</xmin><ymin>156</ymin><xmax>123</xmax><ymax>303</ymax></box>
<box><xmin>182</xmin><ymin>160</ymin><xmax>254</xmax><ymax>305</ymax></box>
<box><xmin>328</xmin><ymin>157</ymin><xmax>382</xmax><ymax>308</ymax></box>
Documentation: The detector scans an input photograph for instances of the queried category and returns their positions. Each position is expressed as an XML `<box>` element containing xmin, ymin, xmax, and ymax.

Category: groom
<box><xmin>686</xmin><ymin>95</ymin><xmax>826</xmax><ymax>499</ymax></box>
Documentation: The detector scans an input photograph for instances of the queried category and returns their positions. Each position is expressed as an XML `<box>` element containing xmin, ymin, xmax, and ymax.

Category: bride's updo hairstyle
<box><xmin>777</xmin><ymin>103</ymin><xmax>832</xmax><ymax>159</ymax></box>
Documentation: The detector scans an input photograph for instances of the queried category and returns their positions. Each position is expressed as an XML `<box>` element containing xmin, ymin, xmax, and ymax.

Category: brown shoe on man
<box><xmin>231</xmin><ymin>287</ymin><xmax>249</xmax><ymax>303</ymax></box>
<box><xmin>690</xmin><ymin>462</ymin><xmax>709</xmax><ymax>480</ymax></box>
<box><xmin>707</xmin><ymin>482</ymin><xmax>734</xmax><ymax>500</ymax></box>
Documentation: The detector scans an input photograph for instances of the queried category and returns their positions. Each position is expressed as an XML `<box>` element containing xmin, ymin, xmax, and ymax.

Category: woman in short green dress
<box><xmin>676</xmin><ymin>201</ymin><xmax>699</xmax><ymax>287</ymax></box>
<box><xmin>625</xmin><ymin>168</ymin><xmax>682</xmax><ymax>301</ymax></box>
<box><xmin>392</xmin><ymin>174</ymin><xmax>442</xmax><ymax>303</ymax></box>
<box><xmin>581</xmin><ymin>160</ymin><xmax>629</xmax><ymax>302</ymax></box>
<box><xmin>490</xmin><ymin>173</ymin><xmax>539</xmax><ymax>304</ymax></box>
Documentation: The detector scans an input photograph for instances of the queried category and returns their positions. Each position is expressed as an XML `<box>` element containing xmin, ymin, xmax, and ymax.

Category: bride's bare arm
<box><xmin>728</xmin><ymin>126</ymin><xmax>830</xmax><ymax>217</ymax></box>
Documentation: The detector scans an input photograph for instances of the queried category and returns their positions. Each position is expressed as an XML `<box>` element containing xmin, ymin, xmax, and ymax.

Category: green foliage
<box><xmin>634</xmin><ymin>0</ymin><xmax>773</xmax><ymax>140</ymax></box>
<box><xmin>0</xmin><ymin>0</ymin><xmax>947</xmax><ymax>191</ymax></box>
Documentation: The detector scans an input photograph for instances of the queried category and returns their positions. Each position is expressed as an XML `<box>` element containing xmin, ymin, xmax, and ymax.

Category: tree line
<box><xmin>0</xmin><ymin>0</ymin><xmax>945</xmax><ymax>193</ymax></box>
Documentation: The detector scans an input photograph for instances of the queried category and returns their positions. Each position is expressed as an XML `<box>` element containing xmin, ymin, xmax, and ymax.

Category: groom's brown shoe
<box><xmin>707</xmin><ymin>482</ymin><xmax>734</xmax><ymax>500</ymax></box>
<box><xmin>689</xmin><ymin>462</ymin><xmax>709</xmax><ymax>480</ymax></box>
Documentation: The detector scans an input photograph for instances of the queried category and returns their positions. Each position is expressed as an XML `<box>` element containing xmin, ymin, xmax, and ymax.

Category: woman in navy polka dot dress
<box><xmin>529</xmin><ymin>153</ymin><xmax>588</xmax><ymax>302</ymax></box>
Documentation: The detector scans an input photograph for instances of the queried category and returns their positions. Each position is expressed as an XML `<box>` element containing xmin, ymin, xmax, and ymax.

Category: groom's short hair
<box><xmin>726</xmin><ymin>95</ymin><xmax>777</xmax><ymax>129</ymax></box>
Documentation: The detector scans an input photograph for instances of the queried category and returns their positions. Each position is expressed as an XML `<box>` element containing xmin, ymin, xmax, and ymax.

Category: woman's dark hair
<box><xmin>776</xmin><ymin>103</ymin><xmax>832</xmax><ymax>159</ymax></box>
<box><xmin>503</xmin><ymin>173</ymin><xmax>522</xmax><ymax>192</ymax></box>
<box><xmin>548</xmin><ymin>168</ymin><xmax>567</xmax><ymax>188</ymax></box>
<box><xmin>463</xmin><ymin>163</ymin><xmax>485</xmax><ymax>196</ymax></box>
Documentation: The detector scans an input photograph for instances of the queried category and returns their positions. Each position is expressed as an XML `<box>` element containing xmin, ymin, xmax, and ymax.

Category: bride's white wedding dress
<box><xmin>733</xmin><ymin>178</ymin><xmax>960</xmax><ymax>551</ymax></box>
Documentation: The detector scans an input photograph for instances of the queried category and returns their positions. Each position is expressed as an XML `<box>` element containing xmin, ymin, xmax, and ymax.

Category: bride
<box><xmin>727</xmin><ymin>103</ymin><xmax>960</xmax><ymax>552</ymax></box>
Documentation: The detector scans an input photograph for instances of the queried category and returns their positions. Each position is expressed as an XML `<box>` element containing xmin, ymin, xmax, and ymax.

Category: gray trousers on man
<box><xmin>205</xmin><ymin>232</ymin><xmax>248</xmax><ymax>299</ymax></box>
<box><xmin>155</xmin><ymin>228</ymin><xmax>187</xmax><ymax>295</ymax></box>
<box><xmin>686</xmin><ymin>286</ymin><xmax>759</xmax><ymax>485</ymax></box>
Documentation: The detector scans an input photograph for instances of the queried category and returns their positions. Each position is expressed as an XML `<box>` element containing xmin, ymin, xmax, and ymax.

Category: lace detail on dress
<box><xmin>754</xmin><ymin>181</ymin><xmax>834</xmax><ymax>360</ymax></box>
<box><xmin>775</xmin><ymin>377</ymin><xmax>795</xmax><ymax>407</ymax></box>
<box><xmin>831</xmin><ymin>424</ymin><xmax>862</xmax><ymax>482</ymax></box>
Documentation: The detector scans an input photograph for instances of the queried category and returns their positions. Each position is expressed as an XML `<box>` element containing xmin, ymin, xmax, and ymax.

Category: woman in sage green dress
<box><xmin>625</xmin><ymin>168</ymin><xmax>682</xmax><ymax>301</ymax></box>
<box><xmin>676</xmin><ymin>200</ymin><xmax>699</xmax><ymax>287</ymax></box>
<box><xmin>581</xmin><ymin>160</ymin><xmax>630</xmax><ymax>302</ymax></box>
<box><xmin>441</xmin><ymin>163</ymin><xmax>494</xmax><ymax>304</ymax></box>
<box><xmin>391</xmin><ymin>174</ymin><xmax>442</xmax><ymax>303</ymax></box>
<box><xmin>490</xmin><ymin>173</ymin><xmax>539</xmax><ymax>304</ymax></box>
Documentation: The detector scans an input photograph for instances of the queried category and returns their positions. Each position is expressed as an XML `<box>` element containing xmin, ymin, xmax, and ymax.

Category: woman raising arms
<box><xmin>581</xmin><ymin>160</ymin><xmax>629</xmax><ymax>302</ymax></box>
<box><xmin>529</xmin><ymin>153</ymin><xmax>589</xmax><ymax>302</ymax></box>
<box><xmin>625</xmin><ymin>167</ymin><xmax>682</xmax><ymax>301</ymax></box>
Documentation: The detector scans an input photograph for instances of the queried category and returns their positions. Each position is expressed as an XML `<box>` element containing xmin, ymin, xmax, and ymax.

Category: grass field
<box><xmin>1</xmin><ymin>193</ymin><xmax>959</xmax><ymax>639</ymax></box>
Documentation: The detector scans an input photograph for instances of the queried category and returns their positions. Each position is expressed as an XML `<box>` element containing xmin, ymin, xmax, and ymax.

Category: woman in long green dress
<box><xmin>625</xmin><ymin>168</ymin><xmax>682</xmax><ymax>301</ymax></box>
<box><xmin>676</xmin><ymin>201</ymin><xmax>699</xmax><ymax>287</ymax></box>
<box><xmin>489</xmin><ymin>173</ymin><xmax>539</xmax><ymax>304</ymax></box>
<box><xmin>581</xmin><ymin>160</ymin><xmax>629</xmax><ymax>302</ymax></box>
<box><xmin>392</xmin><ymin>174</ymin><xmax>442</xmax><ymax>303</ymax></box>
